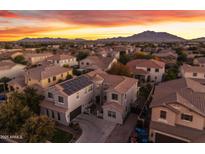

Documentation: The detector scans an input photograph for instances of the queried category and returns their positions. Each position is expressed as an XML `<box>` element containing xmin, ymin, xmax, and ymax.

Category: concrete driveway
<box><xmin>73</xmin><ymin>114</ymin><xmax>116</xmax><ymax>143</ymax></box>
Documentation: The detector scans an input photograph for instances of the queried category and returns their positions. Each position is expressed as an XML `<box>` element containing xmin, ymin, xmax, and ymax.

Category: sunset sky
<box><xmin>1</xmin><ymin>10</ymin><xmax>205</xmax><ymax>41</ymax></box>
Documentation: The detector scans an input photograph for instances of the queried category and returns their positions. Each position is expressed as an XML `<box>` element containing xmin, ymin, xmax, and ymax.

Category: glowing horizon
<box><xmin>1</xmin><ymin>10</ymin><xmax>205</xmax><ymax>41</ymax></box>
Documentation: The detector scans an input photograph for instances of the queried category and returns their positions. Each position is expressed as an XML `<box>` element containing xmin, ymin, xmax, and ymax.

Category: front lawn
<box><xmin>51</xmin><ymin>128</ymin><xmax>73</xmax><ymax>143</ymax></box>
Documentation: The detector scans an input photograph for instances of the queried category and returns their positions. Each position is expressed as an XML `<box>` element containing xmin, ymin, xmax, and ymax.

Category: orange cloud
<box><xmin>17</xmin><ymin>10</ymin><xmax>205</xmax><ymax>27</ymax></box>
<box><xmin>1</xmin><ymin>11</ymin><xmax>205</xmax><ymax>41</ymax></box>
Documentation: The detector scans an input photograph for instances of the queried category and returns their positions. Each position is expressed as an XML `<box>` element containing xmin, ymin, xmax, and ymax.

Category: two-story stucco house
<box><xmin>25</xmin><ymin>65</ymin><xmax>72</xmax><ymax>89</ymax></box>
<box><xmin>149</xmin><ymin>78</ymin><xmax>205</xmax><ymax>143</ymax></box>
<box><xmin>46</xmin><ymin>54</ymin><xmax>78</xmax><ymax>67</ymax></box>
<box><xmin>24</xmin><ymin>53</ymin><xmax>53</xmax><ymax>65</ymax></box>
<box><xmin>180</xmin><ymin>64</ymin><xmax>205</xmax><ymax>80</ymax></box>
<box><xmin>40</xmin><ymin>75</ymin><xmax>94</xmax><ymax>125</ymax></box>
<box><xmin>86</xmin><ymin>69</ymin><xmax>138</xmax><ymax>124</ymax></box>
<box><xmin>79</xmin><ymin>56</ymin><xmax>117</xmax><ymax>71</ymax></box>
<box><xmin>127</xmin><ymin>59</ymin><xmax>165</xmax><ymax>83</ymax></box>
<box><xmin>193</xmin><ymin>57</ymin><xmax>205</xmax><ymax>67</ymax></box>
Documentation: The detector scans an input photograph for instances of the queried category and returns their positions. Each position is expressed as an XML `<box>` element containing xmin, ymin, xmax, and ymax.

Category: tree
<box><xmin>107</xmin><ymin>62</ymin><xmax>131</xmax><ymax>77</ymax></box>
<box><xmin>21</xmin><ymin>115</ymin><xmax>54</xmax><ymax>143</ymax></box>
<box><xmin>119</xmin><ymin>53</ymin><xmax>131</xmax><ymax>64</ymax></box>
<box><xmin>76</xmin><ymin>51</ymin><xmax>88</xmax><ymax>61</ymax></box>
<box><xmin>164</xmin><ymin>65</ymin><xmax>179</xmax><ymax>81</ymax></box>
<box><xmin>0</xmin><ymin>94</ymin><xmax>32</xmax><ymax>133</ymax></box>
<box><xmin>134</xmin><ymin>52</ymin><xmax>153</xmax><ymax>60</ymax></box>
<box><xmin>13</xmin><ymin>55</ymin><xmax>27</xmax><ymax>65</ymax></box>
<box><xmin>20</xmin><ymin>87</ymin><xmax>44</xmax><ymax>114</ymax></box>
<box><xmin>139</xmin><ymin>84</ymin><xmax>152</xmax><ymax>98</ymax></box>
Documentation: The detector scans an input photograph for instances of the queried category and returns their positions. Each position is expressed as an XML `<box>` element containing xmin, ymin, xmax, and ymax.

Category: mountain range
<box><xmin>17</xmin><ymin>31</ymin><xmax>205</xmax><ymax>43</ymax></box>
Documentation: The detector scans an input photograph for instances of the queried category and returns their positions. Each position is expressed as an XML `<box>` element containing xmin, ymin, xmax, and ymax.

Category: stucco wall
<box><xmin>103</xmin><ymin>107</ymin><xmax>123</xmax><ymax>124</ymax></box>
<box><xmin>151</xmin><ymin>106</ymin><xmax>176</xmax><ymax>126</ymax></box>
<box><xmin>135</xmin><ymin>66</ymin><xmax>165</xmax><ymax>82</ymax></box>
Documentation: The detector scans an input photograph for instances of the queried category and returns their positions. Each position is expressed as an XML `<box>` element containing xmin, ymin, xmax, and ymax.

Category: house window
<box><xmin>193</xmin><ymin>72</ymin><xmax>197</xmax><ymax>77</ymax></box>
<box><xmin>147</xmin><ymin>68</ymin><xmax>151</xmax><ymax>72</ymax></box>
<box><xmin>58</xmin><ymin>96</ymin><xmax>64</xmax><ymax>103</ymax></box>
<box><xmin>160</xmin><ymin>110</ymin><xmax>167</xmax><ymax>119</ymax></box>
<box><xmin>86</xmin><ymin>62</ymin><xmax>89</xmax><ymax>65</ymax></box>
<box><xmin>155</xmin><ymin>68</ymin><xmax>159</xmax><ymax>72</ymax></box>
<box><xmin>57</xmin><ymin>60</ymin><xmax>59</xmax><ymax>64</ymax></box>
<box><xmin>52</xmin><ymin>111</ymin><xmax>55</xmax><ymax>119</ymax></box>
<box><xmin>57</xmin><ymin>112</ymin><xmax>61</xmax><ymax>121</ymax></box>
<box><xmin>112</xmin><ymin>93</ymin><xmax>118</xmax><ymax>101</ymax></box>
<box><xmin>108</xmin><ymin>111</ymin><xmax>116</xmax><ymax>118</ymax></box>
<box><xmin>81</xmin><ymin>62</ymin><xmax>84</xmax><ymax>65</ymax></box>
<box><xmin>48</xmin><ymin>78</ymin><xmax>51</xmax><ymax>83</ymax></box>
<box><xmin>61</xmin><ymin>74</ymin><xmax>63</xmax><ymax>77</ymax></box>
<box><xmin>53</xmin><ymin>76</ymin><xmax>56</xmax><ymax>81</ymax></box>
<box><xmin>181</xmin><ymin>113</ymin><xmax>193</xmax><ymax>122</ymax></box>
<box><xmin>48</xmin><ymin>92</ymin><xmax>53</xmax><ymax>98</ymax></box>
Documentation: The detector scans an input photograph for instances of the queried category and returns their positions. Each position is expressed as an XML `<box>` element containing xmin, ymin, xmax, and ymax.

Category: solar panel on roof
<box><xmin>60</xmin><ymin>76</ymin><xmax>93</xmax><ymax>95</ymax></box>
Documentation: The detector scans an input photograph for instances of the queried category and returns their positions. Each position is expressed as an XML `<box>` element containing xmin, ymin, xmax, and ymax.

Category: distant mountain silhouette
<box><xmin>191</xmin><ymin>37</ymin><xmax>205</xmax><ymax>42</ymax></box>
<box><xmin>97</xmin><ymin>31</ymin><xmax>186</xmax><ymax>42</ymax></box>
<box><xmin>18</xmin><ymin>37</ymin><xmax>87</xmax><ymax>43</ymax></box>
<box><xmin>18</xmin><ymin>31</ymin><xmax>200</xmax><ymax>43</ymax></box>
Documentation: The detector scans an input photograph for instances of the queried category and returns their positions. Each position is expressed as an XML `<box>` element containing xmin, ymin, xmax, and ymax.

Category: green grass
<box><xmin>51</xmin><ymin>128</ymin><xmax>73</xmax><ymax>143</ymax></box>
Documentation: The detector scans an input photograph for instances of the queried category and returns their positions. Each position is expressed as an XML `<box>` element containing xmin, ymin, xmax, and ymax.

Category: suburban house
<box><xmin>40</xmin><ymin>75</ymin><xmax>94</xmax><ymax>125</ymax></box>
<box><xmin>0</xmin><ymin>60</ymin><xmax>26</xmax><ymax>79</ymax></box>
<box><xmin>96</xmin><ymin>48</ymin><xmax>120</xmax><ymax>59</ymax></box>
<box><xmin>149</xmin><ymin>78</ymin><xmax>205</xmax><ymax>143</ymax></box>
<box><xmin>7</xmin><ymin>75</ymin><xmax>26</xmax><ymax>92</ymax></box>
<box><xmin>126</xmin><ymin>59</ymin><xmax>165</xmax><ymax>83</ymax></box>
<box><xmin>86</xmin><ymin>69</ymin><xmax>138</xmax><ymax>124</ymax></box>
<box><xmin>180</xmin><ymin>64</ymin><xmax>205</xmax><ymax>80</ymax></box>
<box><xmin>152</xmin><ymin>50</ymin><xmax>178</xmax><ymax>65</ymax></box>
<box><xmin>25</xmin><ymin>65</ymin><xmax>73</xmax><ymax>89</ymax></box>
<box><xmin>46</xmin><ymin>54</ymin><xmax>78</xmax><ymax>67</ymax></box>
<box><xmin>193</xmin><ymin>57</ymin><xmax>205</xmax><ymax>67</ymax></box>
<box><xmin>24</xmin><ymin>53</ymin><xmax>53</xmax><ymax>65</ymax></box>
<box><xmin>79</xmin><ymin>56</ymin><xmax>117</xmax><ymax>71</ymax></box>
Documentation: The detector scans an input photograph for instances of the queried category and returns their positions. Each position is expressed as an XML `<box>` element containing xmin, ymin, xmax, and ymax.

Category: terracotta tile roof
<box><xmin>81</xmin><ymin>56</ymin><xmax>115</xmax><ymax>70</ymax></box>
<box><xmin>103</xmin><ymin>101</ymin><xmax>124</xmax><ymax>113</ymax></box>
<box><xmin>40</xmin><ymin>100</ymin><xmax>67</xmax><ymax>113</ymax></box>
<box><xmin>113</xmin><ymin>77</ymin><xmax>137</xmax><ymax>94</ymax></box>
<box><xmin>47</xmin><ymin>54</ymin><xmax>75</xmax><ymax>61</ymax></box>
<box><xmin>25</xmin><ymin>53</ymin><xmax>53</xmax><ymax>58</ymax></box>
<box><xmin>151</xmin><ymin>78</ymin><xmax>205</xmax><ymax>116</ymax></box>
<box><xmin>26</xmin><ymin>65</ymin><xmax>72</xmax><ymax>80</ymax></box>
<box><xmin>86</xmin><ymin>69</ymin><xmax>138</xmax><ymax>94</ymax></box>
<box><xmin>195</xmin><ymin>57</ymin><xmax>205</xmax><ymax>64</ymax></box>
<box><xmin>8</xmin><ymin>75</ymin><xmax>26</xmax><ymax>87</ymax></box>
<box><xmin>127</xmin><ymin>59</ymin><xmax>165</xmax><ymax>69</ymax></box>
<box><xmin>0</xmin><ymin>60</ymin><xmax>16</xmax><ymax>70</ymax></box>
<box><xmin>150</xmin><ymin>121</ymin><xmax>205</xmax><ymax>142</ymax></box>
<box><xmin>181</xmin><ymin>64</ymin><xmax>205</xmax><ymax>73</ymax></box>
<box><xmin>153</xmin><ymin>51</ymin><xmax>178</xmax><ymax>58</ymax></box>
